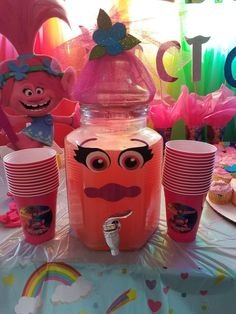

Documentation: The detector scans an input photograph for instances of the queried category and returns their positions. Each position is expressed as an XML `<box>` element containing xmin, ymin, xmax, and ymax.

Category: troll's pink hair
<box><xmin>0</xmin><ymin>0</ymin><xmax>69</xmax><ymax>54</ymax></box>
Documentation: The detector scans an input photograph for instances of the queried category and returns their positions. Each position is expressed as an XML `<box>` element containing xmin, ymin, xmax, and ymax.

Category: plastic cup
<box><xmin>164</xmin><ymin>153</ymin><xmax>215</xmax><ymax>166</ymax></box>
<box><xmin>3</xmin><ymin>147</ymin><xmax>56</xmax><ymax>166</ymax></box>
<box><xmin>164</xmin><ymin>188</ymin><xmax>207</xmax><ymax>242</ymax></box>
<box><xmin>3</xmin><ymin>156</ymin><xmax>57</xmax><ymax>168</ymax></box>
<box><xmin>165</xmin><ymin>149</ymin><xmax>216</xmax><ymax>160</ymax></box>
<box><xmin>8</xmin><ymin>181</ymin><xmax>59</xmax><ymax>194</ymax></box>
<box><xmin>4</xmin><ymin>163</ymin><xmax>58</xmax><ymax>175</ymax></box>
<box><xmin>3</xmin><ymin>161</ymin><xmax>58</xmax><ymax>173</ymax></box>
<box><xmin>162</xmin><ymin>184</ymin><xmax>209</xmax><ymax>195</ymax></box>
<box><xmin>13</xmin><ymin>190</ymin><xmax>58</xmax><ymax>244</ymax></box>
<box><xmin>4</xmin><ymin>168</ymin><xmax>59</xmax><ymax>182</ymax></box>
<box><xmin>162</xmin><ymin>183</ymin><xmax>210</xmax><ymax>195</ymax></box>
<box><xmin>163</xmin><ymin>164</ymin><xmax>215</xmax><ymax>173</ymax></box>
<box><xmin>162</xmin><ymin>178</ymin><xmax>211</xmax><ymax>193</ymax></box>
<box><xmin>165</xmin><ymin>140</ymin><xmax>217</xmax><ymax>156</ymax></box>
<box><xmin>162</xmin><ymin>175</ymin><xmax>212</xmax><ymax>189</ymax></box>
<box><xmin>163</xmin><ymin>162</ymin><xmax>215</xmax><ymax>175</ymax></box>
<box><xmin>6</xmin><ymin>170</ymin><xmax>59</xmax><ymax>185</ymax></box>
<box><xmin>8</xmin><ymin>175</ymin><xmax>59</xmax><ymax>187</ymax></box>
<box><xmin>8</xmin><ymin>183</ymin><xmax>59</xmax><ymax>197</ymax></box>
<box><xmin>163</xmin><ymin>168</ymin><xmax>213</xmax><ymax>181</ymax></box>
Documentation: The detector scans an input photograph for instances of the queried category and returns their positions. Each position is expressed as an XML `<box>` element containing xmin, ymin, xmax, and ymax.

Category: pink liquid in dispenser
<box><xmin>65</xmin><ymin>127</ymin><xmax>162</xmax><ymax>250</ymax></box>
<box><xmin>64</xmin><ymin>10</ymin><xmax>163</xmax><ymax>252</ymax></box>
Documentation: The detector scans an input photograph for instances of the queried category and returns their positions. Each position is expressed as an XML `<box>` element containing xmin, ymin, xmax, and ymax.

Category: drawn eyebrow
<box><xmin>74</xmin><ymin>146</ymin><xmax>110</xmax><ymax>164</ymax></box>
<box><xmin>118</xmin><ymin>139</ymin><xmax>153</xmax><ymax>165</ymax></box>
<box><xmin>130</xmin><ymin>139</ymin><xmax>150</xmax><ymax>146</ymax></box>
<box><xmin>76</xmin><ymin>138</ymin><xmax>98</xmax><ymax>146</ymax></box>
<box><xmin>74</xmin><ymin>138</ymin><xmax>110</xmax><ymax>166</ymax></box>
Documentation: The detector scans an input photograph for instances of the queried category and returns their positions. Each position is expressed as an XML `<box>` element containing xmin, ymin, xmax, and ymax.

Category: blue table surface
<box><xmin>0</xmin><ymin>149</ymin><xmax>236</xmax><ymax>314</ymax></box>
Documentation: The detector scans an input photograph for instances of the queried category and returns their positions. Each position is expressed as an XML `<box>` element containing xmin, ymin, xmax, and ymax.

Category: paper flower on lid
<box><xmin>74</xmin><ymin>9</ymin><xmax>156</xmax><ymax>106</ymax></box>
<box><xmin>89</xmin><ymin>9</ymin><xmax>140</xmax><ymax>60</ymax></box>
<box><xmin>52</xmin><ymin>5</ymin><xmax>132</xmax><ymax>74</ymax></box>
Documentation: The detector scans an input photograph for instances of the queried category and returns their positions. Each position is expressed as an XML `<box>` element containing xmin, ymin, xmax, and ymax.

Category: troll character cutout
<box><xmin>0</xmin><ymin>0</ymin><xmax>77</xmax><ymax>150</ymax></box>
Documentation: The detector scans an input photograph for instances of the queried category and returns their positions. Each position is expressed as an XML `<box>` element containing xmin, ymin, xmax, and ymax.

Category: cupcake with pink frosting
<box><xmin>225</xmin><ymin>146</ymin><xmax>236</xmax><ymax>155</ymax></box>
<box><xmin>212</xmin><ymin>167</ymin><xmax>233</xmax><ymax>183</ymax></box>
<box><xmin>230</xmin><ymin>178</ymin><xmax>236</xmax><ymax>206</ymax></box>
<box><xmin>208</xmin><ymin>180</ymin><xmax>233</xmax><ymax>205</ymax></box>
<box><xmin>220</xmin><ymin>155</ymin><xmax>236</xmax><ymax>167</ymax></box>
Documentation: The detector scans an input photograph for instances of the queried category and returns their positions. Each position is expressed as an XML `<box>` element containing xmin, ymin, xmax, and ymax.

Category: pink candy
<box><xmin>0</xmin><ymin>193</ymin><xmax>21</xmax><ymax>228</ymax></box>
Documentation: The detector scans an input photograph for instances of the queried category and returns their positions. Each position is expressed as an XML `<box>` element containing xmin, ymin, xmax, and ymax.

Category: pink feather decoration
<box><xmin>202</xmin><ymin>84</ymin><xmax>236</xmax><ymax>127</ymax></box>
<box><xmin>203</xmin><ymin>109</ymin><xmax>236</xmax><ymax>127</ymax></box>
<box><xmin>149</xmin><ymin>94</ymin><xmax>182</xmax><ymax>128</ymax></box>
<box><xmin>179</xmin><ymin>85</ymin><xmax>212</xmax><ymax>128</ymax></box>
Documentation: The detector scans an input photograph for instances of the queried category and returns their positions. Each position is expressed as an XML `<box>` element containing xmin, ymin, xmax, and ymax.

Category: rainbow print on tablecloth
<box><xmin>106</xmin><ymin>288</ymin><xmax>137</xmax><ymax>313</ymax></box>
<box><xmin>22</xmin><ymin>262</ymin><xmax>81</xmax><ymax>297</ymax></box>
<box><xmin>15</xmin><ymin>262</ymin><xmax>93</xmax><ymax>314</ymax></box>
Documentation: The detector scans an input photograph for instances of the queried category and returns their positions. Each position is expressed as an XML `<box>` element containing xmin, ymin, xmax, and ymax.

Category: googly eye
<box><xmin>86</xmin><ymin>151</ymin><xmax>110</xmax><ymax>172</ymax></box>
<box><xmin>118</xmin><ymin>150</ymin><xmax>144</xmax><ymax>170</ymax></box>
<box><xmin>36</xmin><ymin>87</ymin><xmax>44</xmax><ymax>95</ymax></box>
<box><xmin>23</xmin><ymin>88</ymin><xmax>33</xmax><ymax>97</ymax></box>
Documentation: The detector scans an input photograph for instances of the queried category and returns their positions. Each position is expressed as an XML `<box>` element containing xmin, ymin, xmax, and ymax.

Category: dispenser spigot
<box><xmin>103</xmin><ymin>210</ymin><xmax>132</xmax><ymax>256</ymax></box>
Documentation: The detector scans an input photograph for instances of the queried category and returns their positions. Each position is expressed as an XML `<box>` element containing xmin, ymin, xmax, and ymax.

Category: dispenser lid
<box><xmin>73</xmin><ymin>9</ymin><xmax>156</xmax><ymax>106</ymax></box>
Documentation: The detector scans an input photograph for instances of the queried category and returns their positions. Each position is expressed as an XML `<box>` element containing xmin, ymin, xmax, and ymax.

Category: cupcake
<box><xmin>225</xmin><ymin>146</ymin><xmax>236</xmax><ymax>155</ymax></box>
<box><xmin>230</xmin><ymin>178</ymin><xmax>236</xmax><ymax>206</ymax></box>
<box><xmin>220</xmin><ymin>156</ymin><xmax>236</xmax><ymax>167</ymax></box>
<box><xmin>208</xmin><ymin>180</ymin><xmax>233</xmax><ymax>205</ymax></box>
<box><xmin>212</xmin><ymin>167</ymin><xmax>232</xmax><ymax>183</ymax></box>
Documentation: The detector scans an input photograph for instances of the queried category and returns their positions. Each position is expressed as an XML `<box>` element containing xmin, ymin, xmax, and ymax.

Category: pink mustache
<box><xmin>84</xmin><ymin>183</ymin><xmax>141</xmax><ymax>202</ymax></box>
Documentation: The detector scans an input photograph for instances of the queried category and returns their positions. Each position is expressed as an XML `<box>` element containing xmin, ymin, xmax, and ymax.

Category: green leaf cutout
<box><xmin>89</xmin><ymin>45</ymin><xmax>106</xmax><ymax>60</ymax></box>
<box><xmin>120</xmin><ymin>34</ymin><xmax>141</xmax><ymax>50</ymax></box>
<box><xmin>97</xmin><ymin>9</ymin><xmax>112</xmax><ymax>30</ymax></box>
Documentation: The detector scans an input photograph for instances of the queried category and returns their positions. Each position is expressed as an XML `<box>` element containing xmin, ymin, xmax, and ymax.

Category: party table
<box><xmin>0</xmin><ymin>149</ymin><xmax>236</xmax><ymax>314</ymax></box>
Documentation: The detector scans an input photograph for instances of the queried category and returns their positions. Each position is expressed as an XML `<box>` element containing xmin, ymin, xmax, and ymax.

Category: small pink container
<box><xmin>13</xmin><ymin>190</ymin><xmax>58</xmax><ymax>244</ymax></box>
<box><xmin>164</xmin><ymin>188</ymin><xmax>207</xmax><ymax>242</ymax></box>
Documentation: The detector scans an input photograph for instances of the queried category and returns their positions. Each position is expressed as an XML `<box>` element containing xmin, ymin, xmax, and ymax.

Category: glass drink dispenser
<box><xmin>64</xmin><ymin>10</ymin><xmax>163</xmax><ymax>254</ymax></box>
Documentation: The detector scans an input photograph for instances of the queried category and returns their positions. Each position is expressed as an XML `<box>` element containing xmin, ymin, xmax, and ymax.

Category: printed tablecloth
<box><xmin>0</xmin><ymin>154</ymin><xmax>236</xmax><ymax>314</ymax></box>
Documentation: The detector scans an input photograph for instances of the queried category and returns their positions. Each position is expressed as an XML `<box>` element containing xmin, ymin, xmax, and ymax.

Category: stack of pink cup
<box><xmin>162</xmin><ymin>140</ymin><xmax>217</xmax><ymax>242</ymax></box>
<box><xmin>3</xmin><ymin>148</ymin><xmax>59</xmax><ymax>244</ymax></box>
